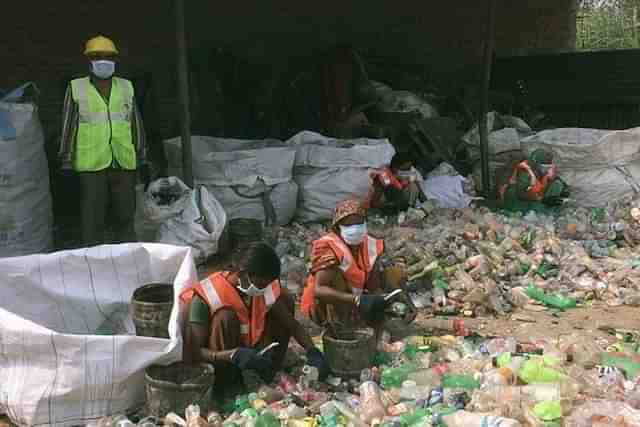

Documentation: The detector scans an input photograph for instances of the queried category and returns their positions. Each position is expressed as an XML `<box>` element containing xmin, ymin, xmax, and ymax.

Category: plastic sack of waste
<box><xmin>464</xmin><ymin>112</ymin><xmax>532</xmax><ymax>192</ymax></box>
<box><xmin>371</xmin><ymin>81</ymin><xmax>438</xmax><ymax>119</ymax></box>
<box><xmin>0</xmin><ymin>82</ymin><xmax>53</xmax><ymax>257</ymax></box>
<box><xmin>135</xmin><ymin>177</ymin><xmax>191</xmax><ymax>242</ymax></box>
<box><xmin>158</xmin><ymin>186</ymin><xmax>227</xmax><ymax>263</ymax></box>
<box><xmin>288</xmin><ymin>131</ymin><xmax>395</xmax><ymax>222</ymax></box>
<box><xmin>163</xmin><ymin>136</ymin><xmax>297</xmax><ymax>225</ymax></box>
<box><xmin>421</xmin><ymin>175</ymin><xmax>473</xmax><ymax>209</ymax></box>
<box><xmin>521</xmin><ymin>127</ymin><xmax>640</xmax><ymax>206</ymax></box>
<box><xmin>0</xmin><ymin>243</ymin><xmax>192</xmax><ymax>427</ymax></box>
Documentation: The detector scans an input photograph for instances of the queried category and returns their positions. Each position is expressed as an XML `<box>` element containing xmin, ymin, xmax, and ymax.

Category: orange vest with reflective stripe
<box><xmin>301</xmin><ymin>232</ymin><xmax>384</xmax><ymax>316</ymax></box>
<box><xmin>180</xmin><ymin>272</ymin><xmax>281</xmax><ymax>346</ymax></box>
<box><xmin>498</xmin><ymin>160</ymin><xmax>556</xmax><ymax>202</ymax></box>
<box><xmin>366</xmin><ymin>167</ymin><xmax>409</xmax><ymax>208</ymax></box>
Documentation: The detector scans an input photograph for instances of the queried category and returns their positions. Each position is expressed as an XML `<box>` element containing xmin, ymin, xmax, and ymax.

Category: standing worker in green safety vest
<box><xmin>58</xmin><ymin>35</ymin><xmax>149</xmax><ymax>246</ymax></box>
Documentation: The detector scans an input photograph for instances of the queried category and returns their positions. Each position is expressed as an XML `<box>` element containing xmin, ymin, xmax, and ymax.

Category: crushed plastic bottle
<box><xmin>438</xmin><ymin>410</ymin><xmax>522</xmax><ymax>427</ymax></box>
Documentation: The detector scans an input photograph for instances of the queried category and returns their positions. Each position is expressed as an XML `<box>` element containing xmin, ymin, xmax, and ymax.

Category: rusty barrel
<box><xmin>322</xmin><ymin>327</ymin><xmax>376</xmax><ymax>378</ymax></box>
<box><xmin>145</xmin><ymin>362</ymin><xmax>215</xmax><ymax>417</ymax></box>
<box><xmin>132</xmin><ymin>283</ymin><xmax>174</xmax><ymax>339</ymax></box>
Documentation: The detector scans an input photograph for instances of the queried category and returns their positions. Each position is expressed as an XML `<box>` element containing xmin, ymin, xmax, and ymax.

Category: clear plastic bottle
<box><xmin>399</xmin><ymin>380</ymin><xmax>431</xmax><ymax>401</ymax></box>
<box><xmin>439</xmin><ymin>411</ymin><xmax>521</xmax><ymax>427</ymax></box>
<box><xmin>358</xmin><ymin>381</ymin><xmax>387</xmax><ymax>425</ymax></box>
<box><xmin>407</xmin><ymin>365</ymin><xmax>447</xmax><ymax>388</ymax></box>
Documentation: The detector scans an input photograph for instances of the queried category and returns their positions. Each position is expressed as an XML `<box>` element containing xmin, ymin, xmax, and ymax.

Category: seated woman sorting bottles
<box><xmin>181</xmin><ymin>242</ymin><xmax>329</xmax><ymax>402</ymax></box>
<box><xmin>301</xmin><ymin>199</ymin><xmax>416</xmax><ymax>332</ymax></box>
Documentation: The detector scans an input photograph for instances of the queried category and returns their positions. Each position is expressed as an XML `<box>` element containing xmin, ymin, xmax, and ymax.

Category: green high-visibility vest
<box><xmin>70</xmin><ymin>77</ymin><xmax>136</xmax><ymax>171</ymax></box>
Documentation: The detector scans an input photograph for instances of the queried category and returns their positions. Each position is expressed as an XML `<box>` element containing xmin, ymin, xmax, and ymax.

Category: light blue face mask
<box><xmin>339</xmin><ymin>223</ymin><xmax>367</xmax><ymax>245</ymax></box>
<box><xmin>91</xmin><ymin>60</ymin><xmax>115</xmax><ymax>79</ymax></box>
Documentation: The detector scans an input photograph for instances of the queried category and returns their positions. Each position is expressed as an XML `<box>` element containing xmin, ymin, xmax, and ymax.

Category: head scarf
<box><xmin>529</xmin><ymin>149</ymin><xmax>553</xmax><ymax>166</ymax></box>
<box><xmin>332</xmin><ymin>199</ymin><xmax>366</xmax><ymax>227</ymax></box>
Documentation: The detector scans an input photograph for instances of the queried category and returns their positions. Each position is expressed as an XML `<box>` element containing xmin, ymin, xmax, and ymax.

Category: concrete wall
<box><xmin>1</xmin><ymin>0</ymin><xmax>576</xmax><ymax>147</ymax></box>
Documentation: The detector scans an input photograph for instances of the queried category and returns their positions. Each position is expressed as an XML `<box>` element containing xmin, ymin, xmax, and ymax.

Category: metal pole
<box><xmin>479</xmin><ymin>0</ymin><xmax>496</xmax><ymax>198</ymax></box>
<box><xmin>175</xmin><ymin>0</ymin><xmax>193</xmax><ymax>187</ymax></box>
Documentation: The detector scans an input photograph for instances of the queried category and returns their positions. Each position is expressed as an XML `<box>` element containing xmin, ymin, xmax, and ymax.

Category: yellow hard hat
<box><xmin>84</xmin><ymin>36</ymin><xmax>119</xmax><ymax>56</ymax></box>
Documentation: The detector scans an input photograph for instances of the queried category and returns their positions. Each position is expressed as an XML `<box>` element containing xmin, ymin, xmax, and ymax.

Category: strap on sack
<box><xmin>229</xmin><ymin>178</ymin><xmax>278</xmax><ymax>226</ymax></box>
<box><xmin>616</xmin><ymin>166</ymin><xmax>640</xmax><ymax>194</ymax></box>
<box><xmin>1</xmin><ymin>82</ymin><xmax>40</xmax><ymax>103</ymax></box>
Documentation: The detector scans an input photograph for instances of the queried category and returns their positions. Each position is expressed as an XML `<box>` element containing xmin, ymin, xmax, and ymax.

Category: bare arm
<box><xmin>269</xmin><ymin>299</ymin><xmax>315</xmax><ymax>351</ymax></box>
<box><xmin>314</xmin><ymin>267</ymin><xmax>357</xmax><ymax>307</ymax></box>
<box><xmin>183</xmin><ymin>322</ymin><xmax>236</xmax><ymax>364</ymax></box>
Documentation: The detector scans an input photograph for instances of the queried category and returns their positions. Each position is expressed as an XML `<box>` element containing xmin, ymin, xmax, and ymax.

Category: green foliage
<box><xmin>577</xmin><ymin>0</ymin><xmax>640</xmax><ymax>49</ymax></box>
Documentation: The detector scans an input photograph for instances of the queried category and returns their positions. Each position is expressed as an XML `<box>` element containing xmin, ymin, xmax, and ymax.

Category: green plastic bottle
<box><xmin>441</xmin><ymin>374</ymin><xmax>480</xmax><ymax>390</ymax></box>
<box><xmin>255</xmin><ymin>412</ymin><xmax>280</xmax><ymax>427</ymax></box>
<box><xmin>601</xmin><ymin>353</ymin><xmax>640</xmax><ymax>379</ymax></box>
<box><xmin>235</xmin><ymin>395</ymin><xmax>251</xmax><ymax>412</ymax></box>
<box><xmin>518</xmin><ymin>358</ymin><xmax>565</xmax><ymax>384</ymax></box>
<box><xmin>381</xmin><ymin>363</ymin><xmax>419</xmax><ymax>388</ymax></box>
<box><xmin>526</xmin><ymin>284</ymin><xmax>576</xmax><ymax>310</ymax></box>
<box><xmin>400</xmin><ymin>408</ymin><xmax>430</xmax><ymax>426</ymax></box>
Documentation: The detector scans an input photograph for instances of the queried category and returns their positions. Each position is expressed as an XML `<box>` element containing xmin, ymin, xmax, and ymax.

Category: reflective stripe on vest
<box><xmin>184</xmin><ymin>272</ymin><xmax>280</xmax><ymax>346</ymax></box>
<box><xmin>498</xmin><ymin>161</ymin><xmax>554</xmax><ymax>202</ymax></box>
<box><xmin>315</xmin><ymin>232</ymin><xmax>383</xmax><ymax>293</ymax></box>
<box><xmin>300</xmin><ymin>233</ymin><xmax>383</xmax><ymax>315</ymax></box>
<box><xmin>374</xmin><ymin>168</ymin><xmax>407</xmax><ymax>190</ymax></box>
<box><xmin>71</xmin><ymin>77</ymin><xmax>136</xmax><ymax>171</ymax></box>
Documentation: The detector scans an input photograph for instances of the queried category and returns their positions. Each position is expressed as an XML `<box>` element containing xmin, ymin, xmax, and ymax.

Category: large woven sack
<box><xmin>288</xmin><ymin>131</ymin><xmax>395</xmax><ymax>222</ymax></box>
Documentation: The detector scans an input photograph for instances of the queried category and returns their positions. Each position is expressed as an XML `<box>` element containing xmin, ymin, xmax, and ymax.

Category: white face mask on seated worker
<box><xmin>339</xmin><ymin>223</ymin><xmax>367</xmax><ymax>245</ymax></box>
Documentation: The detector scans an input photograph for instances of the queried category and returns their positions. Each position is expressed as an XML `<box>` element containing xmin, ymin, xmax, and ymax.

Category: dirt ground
<box><xmin>404</xmin><ymin>303</ymin><xmax>640</xmax><ymax>349</ymax></box>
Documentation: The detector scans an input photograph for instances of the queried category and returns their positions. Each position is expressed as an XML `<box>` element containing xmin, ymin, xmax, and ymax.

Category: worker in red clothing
<box><xmin>368</xmin><ymin>152</ymin><xmax>426</xmax><ymax>214</ymax></box>
<box><xmin>181</xmin><ymin>242</ymin><xmax>329</xmax><ymax>402</ymax></box>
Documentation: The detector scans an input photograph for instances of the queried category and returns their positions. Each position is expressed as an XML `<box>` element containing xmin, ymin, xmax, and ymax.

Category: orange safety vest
<box><xmin>366</xmin><ymin>167</ymin><xmax>409</xmax><ymax>208</ymax></box>
<box><xmin>179</xmin><ymin>272</ymin><xmax>281</xmax><ymax>346</ymax></box>
<box><xmin>498</xmin><ymin>161</ymin><xmax>556</xmax><ymax>202</ymax></box>
<box><xmin>300</xmin><ymin>232</ymin><xmax>384</xmax><ymax>316</ymax></box>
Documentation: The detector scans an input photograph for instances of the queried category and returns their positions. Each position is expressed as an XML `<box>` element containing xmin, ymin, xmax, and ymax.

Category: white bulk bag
<box><xmin>0</xmin><ymin>243</ymin><xmax>196</xmax><ymax>427</ymax></box>
<box><xmin>0</xmin><ymin>83</ymin><xmax>53</xmax><ymax>257</ymax></box>
<box><xmin>158</xmin><ymin>186</ymin><xmax>227</xmax><ymax>263</ymax></box>
<box><xmin>521</xmin><ymin>127</ymin><xmax>640</xmax><ymax>206</ymax></box>
<box><xmin>164</xmin><ymin>136</ymin><xmax>297</xmax><ymax>225</ymax></box>
<box><xmin>288</xmin><ymin>131</ymin><xmax>395</xmax><ymax>222</ymax></box>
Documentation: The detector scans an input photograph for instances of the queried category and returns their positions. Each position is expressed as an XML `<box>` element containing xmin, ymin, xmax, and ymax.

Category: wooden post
<box><xmin>175</xmin><ymin>0</ymin><xmax>193</xmax><ymax>187</ymax></box>
<box><xmin>479</xmin><ymin>0</ymin><xmax>496</xmax><ymax>198</ymax></box>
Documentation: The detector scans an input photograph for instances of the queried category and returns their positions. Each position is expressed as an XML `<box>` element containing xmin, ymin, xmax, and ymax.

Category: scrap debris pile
<box><xmin>271</xmin><ymin>195</ymin><xmax>640</xmax><ymax>317</ymax></box>
<box><xmin>98</xmin><ymin>328</ymin><xmax>640</xmax><ymax>426</ymax></box>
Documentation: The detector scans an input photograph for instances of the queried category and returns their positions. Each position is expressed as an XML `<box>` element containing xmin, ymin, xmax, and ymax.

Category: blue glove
<box><xmin>306</xmin><ymin>347</ymin><xmax>330</xmax><ymax>381</ymax></box>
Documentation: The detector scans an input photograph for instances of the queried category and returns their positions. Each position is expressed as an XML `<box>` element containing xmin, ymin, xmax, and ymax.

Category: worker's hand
<box><xmin>231</xmin><ymin>347</ymin><xmax>274</xmax><ymax>381</ymax></box>
<box><xmin>306</xmin><ymin>347</ymin><xmax>330</xmax><ymax>381</ymax></box>
<box><xmin>357</xmin><ymin>294</ymin><xmax>388</xmax><ymax>324</ymax></box>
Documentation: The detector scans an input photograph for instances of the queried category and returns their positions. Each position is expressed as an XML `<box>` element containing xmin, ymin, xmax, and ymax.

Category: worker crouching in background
<box><xmin>368</xmin><ymin>152</ymin><xmax>426</xmax><ymax>215</ymax></box>
<box><xmin>498</xmin><ymin>149</ymin><xmax>569</xmax><ymax>213</ymax></box>
<box><xmin>58</xmin><ymin>35</ymin><xmax>148</xmax><ymax>246</ymax></box>
<box><xmin>181</xmin><ymin>243</ymin><xmax>329</xmax><ymax>403</ymax></box>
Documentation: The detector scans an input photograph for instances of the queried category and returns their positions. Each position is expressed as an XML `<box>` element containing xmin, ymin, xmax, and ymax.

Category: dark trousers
<box><xmin>78</xmin><ymin>168</ymin><xmax>137</xmax><ymax>246</ymax></box>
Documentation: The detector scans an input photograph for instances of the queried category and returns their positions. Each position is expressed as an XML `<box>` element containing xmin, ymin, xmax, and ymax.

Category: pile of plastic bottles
<box><xmin>258</xmin><ymin>194</ymin><xmax>640</xmax><ymax>316</ymax></box>
<box><xmin>118</xmin><ymin>329</ymin><xmax>640</xmax><ymax>427</ymax></box>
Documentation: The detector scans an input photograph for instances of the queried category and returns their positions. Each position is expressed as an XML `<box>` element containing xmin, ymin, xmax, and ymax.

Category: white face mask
<box><xmin>339</xmin><ymin>223</ymin><xmax>367</xmax><ymax>245</ymax></box>
<box><xmin>396</xmin><ymin>168</ymin><xmax>416</xmax><ymax>180</ymax></box>
<box><xmin>91</xmin><ymin>60</ymin><xmax>115</xmax><ymax>79</ymax></box>
<box><xmin>238</xmin><ymin>276</ymin><xmax>266</xmax><ymax>297</ymax></box>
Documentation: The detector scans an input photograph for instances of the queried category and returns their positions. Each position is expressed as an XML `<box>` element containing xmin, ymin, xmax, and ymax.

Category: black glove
<box><xmin>306</xmin><ymin>347</ymin><xmax>330</xmax><ymax>381</ymax></box>
<box><xmin>357</xmin><ymin>294</ymin><xmax>387</xmax><ymax>323</ymax></box>
<box><xmin>231</xmin><ymin>347</ymin><xmax>274</xmax><ymax>381</ymax></box>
